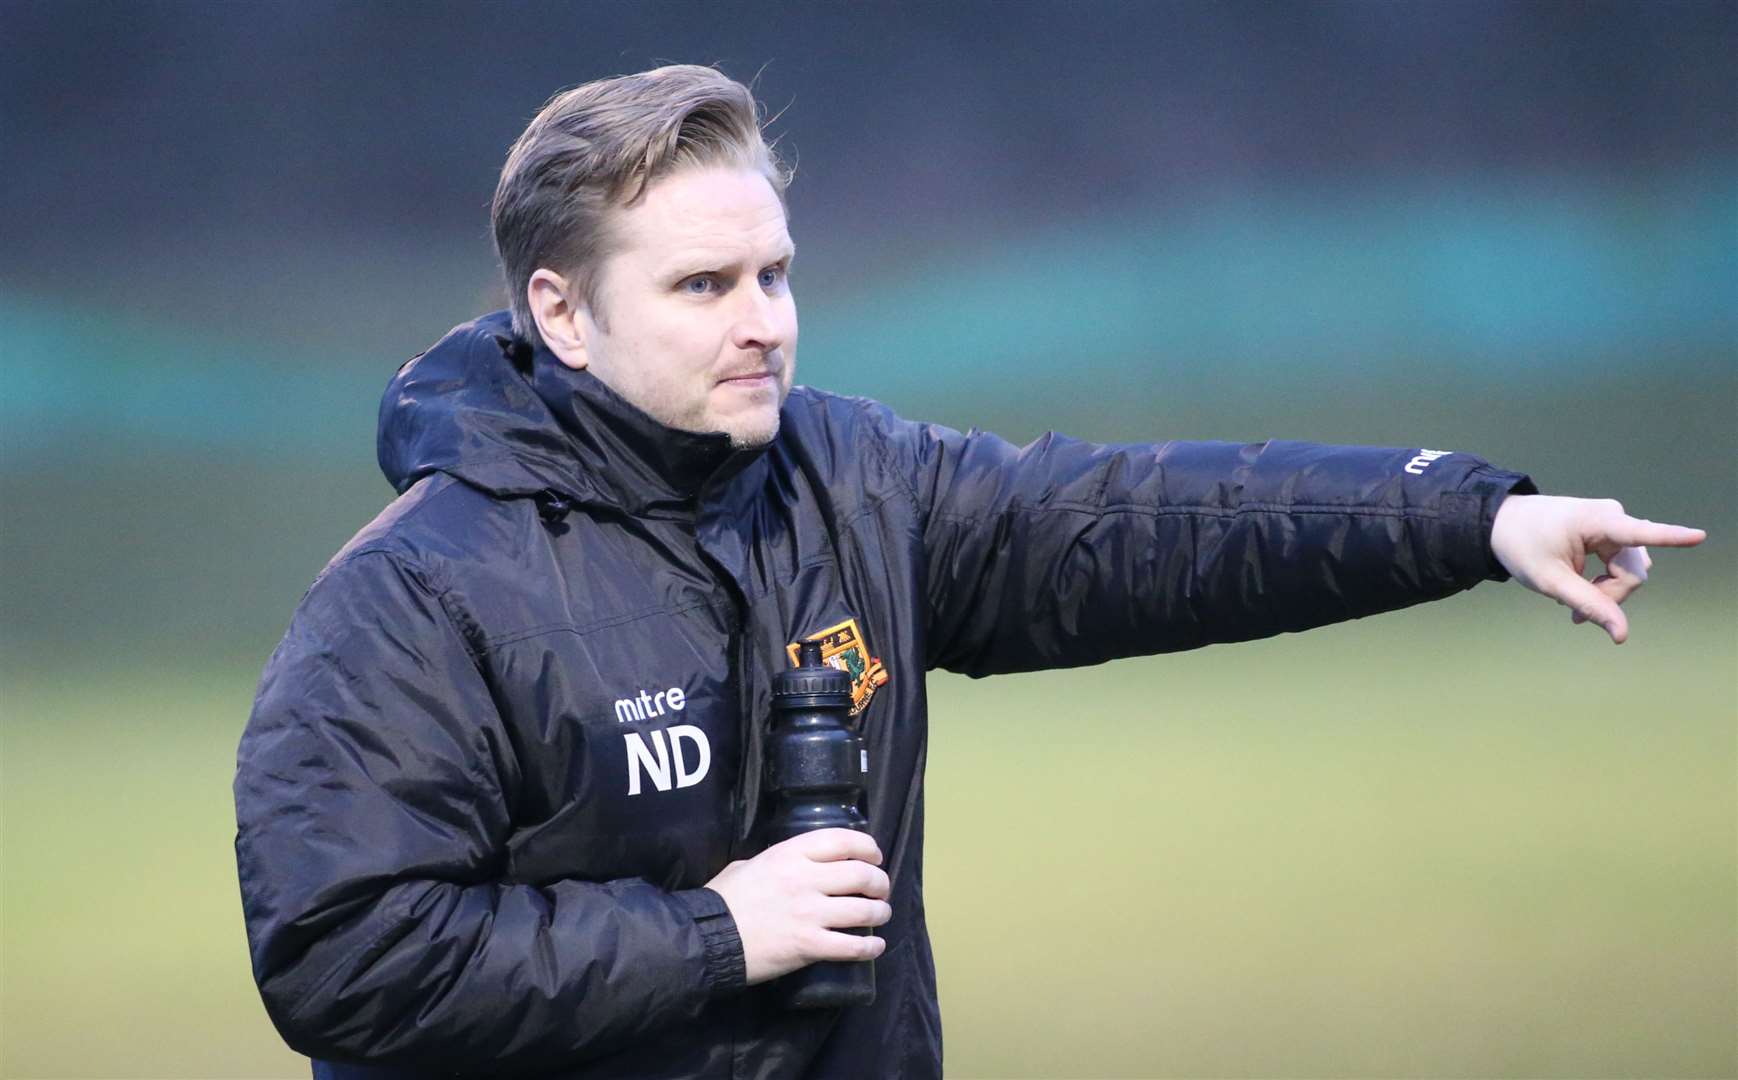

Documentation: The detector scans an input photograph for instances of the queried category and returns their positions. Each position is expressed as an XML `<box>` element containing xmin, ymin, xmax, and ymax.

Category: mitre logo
<box><xmin>616</xmin><ymin>685</ymin><xmax>710</xmax><ymax>796</ymax></box>
<box><xmin>786</xmin><ymin>616</ymin><xmax>890</xmax><ymax>716</ymax></box>
<box><xmin>1405</xmin><ymin>448</ymin><xmax>1453</xmax><ymax>475</ymax></box>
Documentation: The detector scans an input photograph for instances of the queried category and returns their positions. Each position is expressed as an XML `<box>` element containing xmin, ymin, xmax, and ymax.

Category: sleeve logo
<box><xmin>1405</xmin><ymin>448</ymin><xmax>1454</xmax><ymax>475</ymax></box>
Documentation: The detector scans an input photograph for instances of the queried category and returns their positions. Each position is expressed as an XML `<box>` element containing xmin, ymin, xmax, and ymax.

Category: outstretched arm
<box><xmin>857</xmin><ymin>404</ymin><xmax>1538</xmax><ymax>674</ymax></box>
<box><xmin>1489</xmin><ymin>495</ymin><xmax>1706</xmax><ymax>644</ymax></box>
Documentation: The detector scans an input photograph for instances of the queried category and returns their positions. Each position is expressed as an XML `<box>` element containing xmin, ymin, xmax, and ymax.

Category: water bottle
<box><xmin>765</xmin><ymin>639</ymin><xmax>876</xmax><ymax>1008</ymax></box>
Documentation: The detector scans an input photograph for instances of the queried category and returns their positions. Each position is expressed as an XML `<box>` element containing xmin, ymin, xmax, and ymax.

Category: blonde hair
<box><xmin>491</xmin><ymin>64</ymin><xmax>790</xmax><ymax>346</ymax></box>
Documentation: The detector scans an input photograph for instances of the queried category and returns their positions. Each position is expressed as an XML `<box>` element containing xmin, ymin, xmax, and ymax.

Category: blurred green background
<box><xmin>2</xmin><ymin>2</ymin><xmax>1734</xmax><ymax>1077</ymax></box>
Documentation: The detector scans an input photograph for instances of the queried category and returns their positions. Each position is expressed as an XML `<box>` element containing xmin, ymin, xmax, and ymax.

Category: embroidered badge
<box><xmin>786</xmin><ymin>617</ymin><xmax>891</xmax><ymax>716</ymax></box>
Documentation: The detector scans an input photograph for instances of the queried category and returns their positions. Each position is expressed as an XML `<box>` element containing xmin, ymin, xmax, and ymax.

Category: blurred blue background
<box><xmin>2</xmin><ymin>2</ymin><xmax>1733</xmax><ymax>1076</ymax></box>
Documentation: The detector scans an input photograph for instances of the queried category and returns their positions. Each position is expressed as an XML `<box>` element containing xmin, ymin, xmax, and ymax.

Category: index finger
<box><xmin>792</xmin><ymin>828</ymin><xmax>883</xmax><ymax>865</ymax></box>
<box><xmin>1601</xmin><ymin>518</ymin><xmax>1706</xmax><ymax>549</ymax></box>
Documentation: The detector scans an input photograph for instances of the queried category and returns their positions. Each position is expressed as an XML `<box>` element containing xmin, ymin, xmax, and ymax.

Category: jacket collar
<box><xmin>528</xmin><ymin>345</ymin><xmax>761</xmax><ymax>516</ymax></box>
<box><xmin>378</xmin><ymin>311</ymin><xmax>769</xmax><ymax>518</ymax></box>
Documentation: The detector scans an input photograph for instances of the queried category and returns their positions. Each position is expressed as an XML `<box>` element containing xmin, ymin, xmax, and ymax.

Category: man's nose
<box><xmin>730</xmin><ymin>286</ymin><xmax>784</xmax><ymax>354</ymax></box>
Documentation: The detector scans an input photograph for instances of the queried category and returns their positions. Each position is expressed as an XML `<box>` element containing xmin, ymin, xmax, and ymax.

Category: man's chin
<box><xmin>727</xmin><ymin>419</ymin><xmax>780</xmax><ymax>450</ymax></box>
<box><xmin>714</xmin><ymin>403</ymin><xmax>782</xmax><ymax>450</ymax></box>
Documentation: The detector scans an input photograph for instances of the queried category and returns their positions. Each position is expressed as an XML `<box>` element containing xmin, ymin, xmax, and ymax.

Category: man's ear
<box><xmin>528</xmin><ymin>269</ymin><xmax>589</xmax><ymax>370</ymax></box>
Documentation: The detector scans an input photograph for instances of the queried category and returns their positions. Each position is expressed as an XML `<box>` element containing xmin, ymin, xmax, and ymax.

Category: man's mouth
<box><xmin>718</xmin><ymin>370</ymin><xmax>778</xmax><ymax>387</ymax></box>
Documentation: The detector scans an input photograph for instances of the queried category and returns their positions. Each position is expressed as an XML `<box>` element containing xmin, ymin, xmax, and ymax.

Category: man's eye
<box><xmin>682</xmin><ymin>276</ymin><xmax>716</xmax><ymax>295</ymax></box>
<box><xmin>758</xmin><ymin>266</ymin><xmax>786</xmax><ymax>289</ymax></box>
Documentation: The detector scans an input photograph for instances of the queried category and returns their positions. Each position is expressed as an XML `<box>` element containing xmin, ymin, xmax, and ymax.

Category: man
<box><xmin>233</xmin><ymin>65</ymin><xmax>1704</xmax><ymax>1079</ymax></box>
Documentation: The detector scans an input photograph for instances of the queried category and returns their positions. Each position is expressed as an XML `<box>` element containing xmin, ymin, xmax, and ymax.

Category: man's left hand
<box><xmin>1489</xmin><ymin>494</ymin><xmax>1707</xmax><ymax>644</ymax></box>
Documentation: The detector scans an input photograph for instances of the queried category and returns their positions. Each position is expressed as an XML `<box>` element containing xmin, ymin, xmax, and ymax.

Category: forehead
<box><xmin>610</xmin><ymin>165</ymin><xmax>792</xmax><ymax>271</ymax></box>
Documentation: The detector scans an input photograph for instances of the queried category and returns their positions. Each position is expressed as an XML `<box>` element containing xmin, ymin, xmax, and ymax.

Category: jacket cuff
<box><xmin>674</xmin><ymin>887</ymin><xmax>747</xmax><ymax>996</ymax></box>
<box><xmin>1456</xmin><ymin>465</ymin><xmax>1540</xmax><ymax>583</ymax></box>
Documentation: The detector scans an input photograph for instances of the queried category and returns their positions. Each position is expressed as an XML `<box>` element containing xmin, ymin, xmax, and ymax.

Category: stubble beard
<box><xmin>640</xmin><ymin>390</ymin><xmax>781</xmax><ymax>450</ymax></box>
<box><xmin>728</xmin><ymin>416</ymin><xmax>780</xmax><ymax>450</ymax></box>
<box><xmin>718</xmin><ymin>379</ymin><xmax>788</xmax><ymax>450</ymax></box>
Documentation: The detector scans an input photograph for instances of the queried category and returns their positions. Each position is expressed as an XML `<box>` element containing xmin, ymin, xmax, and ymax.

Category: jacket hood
<box><xmin>378</xmin><ymin>311</ymin><xmax>763</xmax><ymax>515</ymax></box>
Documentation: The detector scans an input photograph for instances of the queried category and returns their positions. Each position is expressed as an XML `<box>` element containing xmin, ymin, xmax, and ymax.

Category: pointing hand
<box><xmin>1489</xmin><ymin>494</ymin><xmax>1706</xmax><ymax>644</ymax></box>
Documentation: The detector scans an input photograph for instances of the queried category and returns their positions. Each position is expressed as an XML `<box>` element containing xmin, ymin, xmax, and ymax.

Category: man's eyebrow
<box><xmin>656</xmin><ymin>242</ymin><xmax>796</xmax><ymax>278</ymax></box>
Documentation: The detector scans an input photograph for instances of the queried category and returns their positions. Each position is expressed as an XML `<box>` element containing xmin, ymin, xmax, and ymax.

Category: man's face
<box><xmin>573</xmin><ymin>164</ymin><xmax>797</xmax><ymax>448</ymax></box>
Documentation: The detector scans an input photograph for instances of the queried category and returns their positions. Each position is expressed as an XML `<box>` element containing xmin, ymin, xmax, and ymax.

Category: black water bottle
<box><xmin>766</xmin><ymin>639</ymin><xmax>876</xmax><ymax>1008</ymax></box>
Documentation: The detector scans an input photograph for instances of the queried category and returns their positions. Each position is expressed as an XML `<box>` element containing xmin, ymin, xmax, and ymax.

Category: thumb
<box><xmin>1542</xmin><ymin>566</ymin><xmax>1630</xmax><ymax>644</ymax></box>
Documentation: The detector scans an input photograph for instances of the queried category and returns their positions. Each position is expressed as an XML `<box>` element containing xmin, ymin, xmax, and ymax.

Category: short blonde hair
<box><xmin>491</xmin><ymin>64</ymin><xmax>790</xmax><ymax>346</ymax></box>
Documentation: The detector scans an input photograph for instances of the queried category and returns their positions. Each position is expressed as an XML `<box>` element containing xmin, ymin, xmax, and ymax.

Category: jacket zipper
<box><xmin>690</xmin><ymin>493</ymin><xmax>758</xmax><ymax>863</ymax></box>
<box><xmin>727</xmin><ymin>613</ymin><xmax>754</xmax><ymax>861</ymax></box>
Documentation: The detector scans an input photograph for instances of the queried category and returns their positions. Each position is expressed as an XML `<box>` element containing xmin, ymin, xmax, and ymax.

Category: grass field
<box><xmin>2</xmin><ymin>575</ymin><xmax>1733</xmax><ymax>1078</ymax></box>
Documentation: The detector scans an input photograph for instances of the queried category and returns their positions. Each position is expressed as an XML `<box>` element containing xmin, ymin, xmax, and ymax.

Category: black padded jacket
<box><xmin>233</xmin><ymin>311</ymin><xmax>1536</xmax><ymax>1078</ymax></box>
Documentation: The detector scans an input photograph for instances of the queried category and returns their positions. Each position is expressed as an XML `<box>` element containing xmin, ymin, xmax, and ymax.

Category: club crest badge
<box><xmin>786</xmin><ymin>617</ymin><xmax>891</xmax><ymax>716</ymax></box>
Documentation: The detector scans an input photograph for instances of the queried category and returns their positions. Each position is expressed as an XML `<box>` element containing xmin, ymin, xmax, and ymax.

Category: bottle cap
<box><xmin>773</xmin><ymin>639</ymin><xmax>851</xmax><ymax>702</ymax></box>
